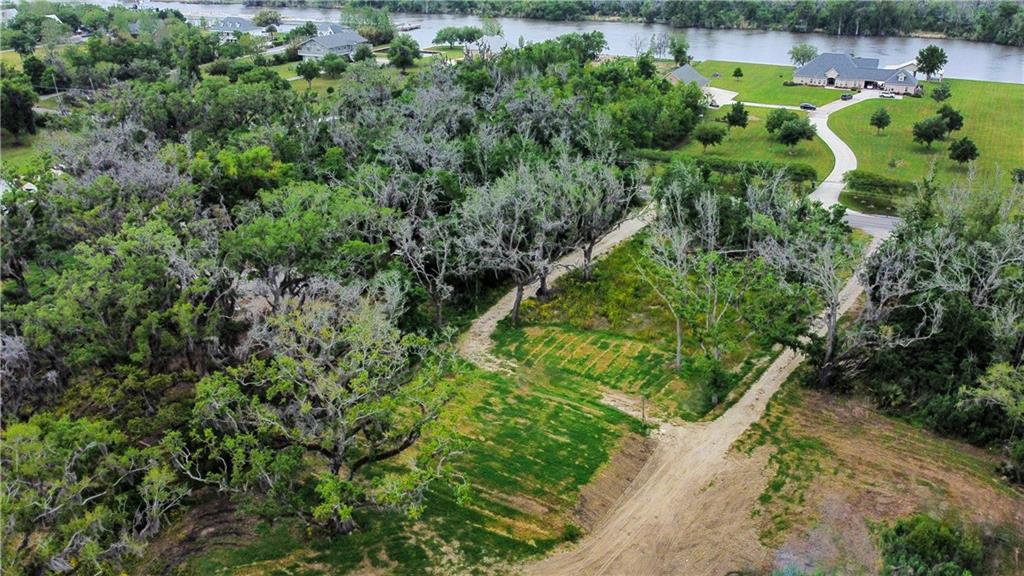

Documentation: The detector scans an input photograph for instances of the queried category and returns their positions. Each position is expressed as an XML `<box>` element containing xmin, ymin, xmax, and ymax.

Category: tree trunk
<box><xmin>332</xmin><ymin>517</ymin><xmax>358</xmax><ymax>535</ymax></box>
<box><xmin>819</xmin><ymin>304</ymin><xmax>839</xmax><ymax>387</ymax></box>
<box><xmin>433</xmin><ymin>295</ymin><xmax>444</xmax><ymax>329</ymax></box>
<box><xmin>511</xmin><ymin>284</ymin><xmax>525</xmax><ymax>325</ymax></box>
<box><xmin>583</xmin><ymin>243</ymin><xmax>595</xmax><ymax>281</ymax></box>
<box><xmin>538</xmin><ymin>273</ymin><xmax>548</xmax><ymax>297</ymax></box>
<box><xmin>674</xmin><ymin>316</ymin><xmax>683</xmax><ymax>370</ymax></box>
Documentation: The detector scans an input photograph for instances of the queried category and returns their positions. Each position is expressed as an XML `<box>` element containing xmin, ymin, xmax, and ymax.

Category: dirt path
<box><xmin>526</xmin><ymin>246</ymin><xmax>877</xmax><ymax>575</ymax></box>
<box><xmin>453</xmin><ymin>94</ymin><xmax>897</xmax><ymax>574</ymax></box>
<box><xmin>456</xmin><ymin>207</ymin><xmax>654</xmax><ymax>370</ymax></box>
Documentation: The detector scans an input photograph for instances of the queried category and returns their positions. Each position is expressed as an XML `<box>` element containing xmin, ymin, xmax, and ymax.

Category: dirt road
<box><xmin>526</xmin><ymin>253</ymin><xmax>875</xmax><ymax>575</ymax></box>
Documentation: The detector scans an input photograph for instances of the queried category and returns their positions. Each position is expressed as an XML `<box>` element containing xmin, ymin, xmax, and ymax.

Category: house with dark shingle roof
<box><xmin>666</xmin><ymin>64</ymin><xmax>709</xmax><ymax>88</ymax></box>
<box><xmin>794</xmin><ymin>53</ymin><xmax>921</xmax><ymax>94</ymax></box>
<box><xmin>296</xmin><ymin>29</ymin><xmax>369</xmax><ymax>60</ymax></box>
<box><xmin>208</xmin><ymin>16</ymin><xmax>267</xmax><ymax>40</ymax></box>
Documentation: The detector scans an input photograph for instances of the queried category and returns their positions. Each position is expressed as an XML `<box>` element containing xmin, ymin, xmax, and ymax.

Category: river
<box><xmin>80</xmin><ymin>1</ymin><xmax>1024</xmax><ymax>83</ymax></box>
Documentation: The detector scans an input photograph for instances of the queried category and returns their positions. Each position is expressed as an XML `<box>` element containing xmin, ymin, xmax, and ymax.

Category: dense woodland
<box><xmin>1</xmin><ymin>3</ymin><xmax>1022</xmax><ymax>575</ymax></box>
<box><xmin>348</xmin><ymin>0</ymin><xmax>1024</xmax><ymax>46</ymax></box>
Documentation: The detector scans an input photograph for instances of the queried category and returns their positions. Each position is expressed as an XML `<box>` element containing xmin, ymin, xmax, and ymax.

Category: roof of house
<box><xmin>208</xmin><ymin>16</ymin><xmax>261</xmax><ymax>34</ymax></box>
<box><xmin>795</xmin><ymin>52</ymin><xmax>918</xmax><ymax>86</ymax></box>
<box><xmin>299</xmin><ymin>29</ymin><xmax>368</xmax><ymax>49</ymax></box>
<box><xmin>668</xmin><ymin>64</ymin><xmax>709</xmax><ymax>87</ymax></box>
<box><xmin>313</xmin><ymin>22</ymin><xmax>346</xmax><ymax>35</ymax></box>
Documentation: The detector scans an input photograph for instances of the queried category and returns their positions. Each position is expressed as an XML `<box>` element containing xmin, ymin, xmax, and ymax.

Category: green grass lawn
<box><xmin>1</xmin><ymin>129</ymin><xmax>66</xmax><ymax>171</ymax></box>
<box><xmin>499</xmin><ymin>236</ymin><xmax>778</xmax><ymax>421</ymax></box>
<box><xmin>830</xmin><ymin>79</ymin><xmax>1024</xmax><ymax>188</ymax></box>
<box><xmin>667</xmin><ymin>106</ymin><xmax>835</xmax><ymax>181</ymax></box>
<box><xmin>424</xmin><ymin>45</ymin><xmax>466</xmax><ymax>60</ymax></box>
<box><xmin>694</xmin><ymin>60</ymin><xmax>844</xmax><ymax>107</ymax></box>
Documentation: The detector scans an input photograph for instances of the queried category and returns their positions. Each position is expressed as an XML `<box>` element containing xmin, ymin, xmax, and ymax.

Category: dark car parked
<box><xmin>841</xmin><ymin>93</ymin><xmax>853</xmax><ymax>101</ymax></box>
<box><xmin>799</xmin><ymin>102</ymin><xmax>817</xmax><ymax>110</ymax></box>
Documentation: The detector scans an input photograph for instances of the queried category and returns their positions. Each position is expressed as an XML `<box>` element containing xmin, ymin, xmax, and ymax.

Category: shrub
<box><xmin>207</xmin><ymin>58</ymin><xmax>230</xmax><ymax>76</ymax></box>
<box><xmin>562</xmin><ymin>523</ymin><xmax>582</xmax><ymax>542</ymax></box>
<box><xmin>843</xmin><ymin>170</ymin><xmax>917</xmax><ymax>196</ymax></box>
<box><xmin>782</xmin><ymin>80</ymin><xmax>797</xmax><ymax>87</ymax></box>
<box><xmin>879</xmin><ymin>514</ymin><xmax>983</xmax><ymax>575</ymax></box>
<box><xmin>1005</xmin><ymin>439</ymin><xmax>1024</xmax><ymax>483</ymax></box>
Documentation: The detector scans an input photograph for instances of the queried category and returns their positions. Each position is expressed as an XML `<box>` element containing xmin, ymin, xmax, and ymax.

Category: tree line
<box><xmin>355</xmin><ymin>0</ymin><xmax>1024</xmax><ymax>47</ymax></box>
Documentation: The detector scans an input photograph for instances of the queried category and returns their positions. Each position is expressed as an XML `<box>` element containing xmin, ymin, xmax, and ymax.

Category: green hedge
<box><xmin>842</xmin><ymin>169</ymin><xmax>917</xmax><ymax>196</ymax></box>
<box><xmin>632</xmin><ymin>150</ymin><xmax>818</xmax><ymax>184</ymax></box>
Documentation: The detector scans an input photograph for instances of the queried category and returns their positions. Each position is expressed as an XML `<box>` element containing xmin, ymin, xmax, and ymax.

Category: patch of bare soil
<box><xmin>774</xmin><ymin>391</ymin><xmax>1024</xmax><ymax>575</ymax></box>
<box><xmin>573</xmin><ymin>432</ymin><xmax>657</xmax><ymax>532</ymax></box>
<box><xmin>137</xmin><ymin>495</ymin><xmax>256</xmax><ymax>576</ymax></box>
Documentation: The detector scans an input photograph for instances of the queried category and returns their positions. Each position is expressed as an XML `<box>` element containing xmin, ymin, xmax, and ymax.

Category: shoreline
<box><xmin>143</xmin><ymin>0</ymin><xmax>1019</xmax><ymax>48</ymax></box>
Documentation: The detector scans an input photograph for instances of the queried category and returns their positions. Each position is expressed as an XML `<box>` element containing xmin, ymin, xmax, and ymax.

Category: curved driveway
<box><xmin>708</xmin><ymin>87</ymin><xmax>900</xmax><ymax>236</ymax></box>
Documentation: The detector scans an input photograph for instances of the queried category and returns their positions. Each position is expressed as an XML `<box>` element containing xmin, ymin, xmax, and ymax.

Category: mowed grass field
<box><xmin>694</xmin><ymin>60</ymin><xmax>844</xmax><ymax>107</ymax></box>
<box><xmin>500</xmin><ymin>236</ymin><xmax>778</xmax><ymax>421</ymax></box>
<box><xmin>671</xmin><ymin>106</ymin><xmax>835</xmax><ymax>181</ymax></box>
<box><xmin>830</xmin><ymin>79</ymin><xmax>1024</xmax><ymax>186</ymax></box>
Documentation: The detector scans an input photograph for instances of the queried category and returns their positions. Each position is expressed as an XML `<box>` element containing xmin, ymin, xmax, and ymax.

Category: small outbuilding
<box><xmin>666</xmin><ymin>64</ymin><xmax>709</xmax><ymax>88</ymax></box>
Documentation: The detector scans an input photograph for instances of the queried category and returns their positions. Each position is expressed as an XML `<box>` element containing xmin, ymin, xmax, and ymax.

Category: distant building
<box><xmin>666</xmin><ymin>64</ymin><xmax>709</xmax><ymax>88</ymax></box>
<box><xmin>312</xmin><ymin>22</ymin><xmax>347</xmax><ymax>36</ymax></box>
<box><xmin>207</xmin><ymin>16</ymin><xmax>267</xmax><ymax>40</ymax></box>
<box><xmin>1</xmin><ymin>8</ymin><xmax>18</xmax><ymax>22</ymax></box>
<box><xmin>793</xmin><ymin>52</ymin><xmax>921</xmax><ymax>95</ymax></box>
<box><xmin>296</xmin><ymin>29</ymin><xmax>369</xmax><ymax>60</ymax></box>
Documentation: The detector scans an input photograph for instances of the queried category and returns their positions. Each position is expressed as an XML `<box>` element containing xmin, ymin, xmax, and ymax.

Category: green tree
<box><xmin>635</xmin><ymin>50</ymin><xmax>656</xmax><ymax>78</ymax></box>
<box><xmin>295</xmin><ymin>58</ymin><xmax>321</xmax><ymax>89</ymax></box>
<box><xmin>765</xmin><ymin>107</ymin><xmax>799</xmax><ymax>134</ymax></box>
<box><xmin>732</xmin><ymin>66</ymin><xmax>743</xmax><ymax>80</ymax></box>
<box><xmin>252</xmin><ymin>9</ymin><xmax>281</xmax><ymax>27</ymax></box>
<box><xmin>724</xmin><ymin>101</ymin><xmax>748</xmax><ymax>130</ymax></box>
<box><xmin>694</xmin><ymin>122</ymin><xmax>726</xmax><ymax>151</ymax></box>
<box><xmin>669</xmin><ymin>33</ymin><xmax>689</xmax><ymax>65</ymax></box>
<box><xmin>5</xmin><ymin>29</ymin><xmax>36</xmax><ymax>57</ymax></box>
<box><xmin>353</xmin><ymin>43</ymin><xmax>374</xmax><ymax>61</ymax></box>
<box><xmin>388</xmin><ymin>33</ymin><xmax>419</xmax><ymax>71</ymax></box>
<box><xmin>169</xmin><ymin>276</ymin><xmax>464</xmax><ymax>534</ymax></box>
<box><xmin>930</xmin><ymin>82</ymin><xmax>952</xmax><ymax>102</ymax></box>
<box><xmin>948</xmin><ymin>136</ymin><xmax>980</xmax><ymax>165</ymax></box>
<box><xmin>320</xmin><ymin>52</ymin><xmax>348</xmax><ymax>78</ymax></box>
<box><xmin>1</xmin><ymin>415</ymin><xmax>187</xmax><ymax>574</ymax></box>
<box><xmin>879</xmin><ymin>515</ymin><xmax>982</xmax><ymax>575</ymax></box>
<box><xmin>937</xmin><ymin>104</ymin><xmax>964</xmax><ymax>131</ymax></box>
<box><xmin>433</xmin><ymin>26</ymin><xmax>459</xmax><ymax>47</ymax></box>
<box><xmin>912</xmin><ymin>115</ymin><xmax>949</xmax><ymax>148</ymax></box>
<box><xmin>222</xmin><ymin>182</ymin><xmax>386</xmax><ymax>306</ymax></box>
<box><xmin>0</xmin><ymin>68</ymin><xmax>38</xmax><ymax>142</ymax></box>
<box><xmin>776</xmin><ymin>117</ymin><xmax>816</xmax><ymax>152</ymax></box>
<box><xmin>916</xmin><ymin>44</ymin><xmax>948</xmax><ymax>81</ymax></box>
<box><xmin>870</xmin><ymin>107</ymin><xmax>891</xmax><ymax>134</ymax></box>
<box><xmin>788</xmin><ymin>42</ymin><xmax>818</xmax><ymax>66</ymax></box>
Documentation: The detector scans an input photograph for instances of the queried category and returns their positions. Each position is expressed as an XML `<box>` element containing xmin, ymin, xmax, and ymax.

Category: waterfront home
<box><xmin>793</xmin><ymin>52</ymin><xmax>921</xmax><ymax>94</ymax></box>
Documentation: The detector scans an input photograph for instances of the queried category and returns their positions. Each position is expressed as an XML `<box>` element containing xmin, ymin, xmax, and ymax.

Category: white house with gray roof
<box><xmin>296</xmin><ymin>29</ymin><xmax>369</xmax><ymax>60</ymax></box>
<box><xmin>207</xmin><ymin>16</ymin><xmax>267</xmax><ymax>40</ymax></box>
<box><xmin>793</xmin><ymin>53</ymin><xmax>921</xmax><ymax>94</ymax></box>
